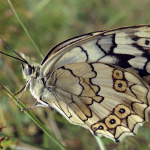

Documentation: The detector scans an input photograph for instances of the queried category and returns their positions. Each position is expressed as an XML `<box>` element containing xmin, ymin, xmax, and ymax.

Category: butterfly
<box><xmin>1</xmin><ymin>24</ymin><xmax>150</xmax><ymax>143</ymax></box>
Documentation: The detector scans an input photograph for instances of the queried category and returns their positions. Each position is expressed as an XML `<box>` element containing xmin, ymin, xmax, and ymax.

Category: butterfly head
<box><xmin>21</xmin><ymin>63</ymin><xmax>40</xmax><ymax>81</ymax></box>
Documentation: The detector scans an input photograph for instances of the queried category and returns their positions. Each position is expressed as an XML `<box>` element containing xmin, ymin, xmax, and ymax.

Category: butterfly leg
<box><xmin>15</xmin><ymin>77</ymin><xmax>33</xmax><ymax>105</ymax></box>
<box><xmin>21</xmin><ymin>100</ymin><xmax>49</xmax><ymax>111</ymax></box>
<box><xmin>14</xmin><ymin>84</ymin><xmax>26</xmax><ymax>95</ymax></box>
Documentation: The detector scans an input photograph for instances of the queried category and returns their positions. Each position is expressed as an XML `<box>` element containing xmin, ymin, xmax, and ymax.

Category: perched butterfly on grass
<box><xmin>1</xmin><ymin>24</ymin><xmax>150</xmax><ymax>142</ymax></box>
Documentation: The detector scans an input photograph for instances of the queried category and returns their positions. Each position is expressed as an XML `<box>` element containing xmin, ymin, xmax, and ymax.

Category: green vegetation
<box><xmin>0</xmin><ymin>0</ymin><xmax>150</xmax><ymax>149</ymax></box>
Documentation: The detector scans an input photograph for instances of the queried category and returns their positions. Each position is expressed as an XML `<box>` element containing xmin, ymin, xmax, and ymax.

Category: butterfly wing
<box><xmin>41</xmin><ymin>31</ymin><xmax>104</xmax><ymax>65</ymax></box>
<box><xmin>45</xmin><ymin>62</ymin><xmax>150</xmax><ymax>142</ymax></box>
<box><xmin>41</xmin><ymin>25</ymin><xmax>150</xmax><ymax>84</ymax></box>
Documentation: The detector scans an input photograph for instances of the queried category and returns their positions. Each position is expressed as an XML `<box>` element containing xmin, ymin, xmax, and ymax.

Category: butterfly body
<box><xmin>2</xmin><ymin>24</ymin><xmax>150</xmax><ymax>142</ymax></box>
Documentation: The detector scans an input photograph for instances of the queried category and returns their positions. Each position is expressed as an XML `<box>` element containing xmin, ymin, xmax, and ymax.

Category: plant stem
<box><xmin>7</xmin><ymin>0</ymin><xmax>44</xmax><ymax>58</ymax></box>
<box><xmin>0</xmin><ymin>83</ymin><xmax>68</xmax><ymax>150</ymax></box>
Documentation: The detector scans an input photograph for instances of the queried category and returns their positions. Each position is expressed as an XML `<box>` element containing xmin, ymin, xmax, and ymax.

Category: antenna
<box><xmin>0</xmin><ymin>39</ymin><xmax>28</xmax><ymax>64</ymax></box>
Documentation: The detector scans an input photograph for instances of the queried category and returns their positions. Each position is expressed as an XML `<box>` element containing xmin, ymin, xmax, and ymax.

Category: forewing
<box><xmin>41</xmin><ymin>25</ymin><xmax>150</xmax><ymax>84</ymax></box>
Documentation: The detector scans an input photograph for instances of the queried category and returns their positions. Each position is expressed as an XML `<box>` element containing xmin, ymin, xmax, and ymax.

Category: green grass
<box><xmin>0</xmin><ymin>0</ymin><xmax>150</xmax><ymax>150</ymax></box>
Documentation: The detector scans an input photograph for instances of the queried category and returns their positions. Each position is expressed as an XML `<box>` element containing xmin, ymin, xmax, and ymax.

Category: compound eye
<box><xmin>25</xmin><ymin>65</ymin><xmax>32</xmax><ymax>76</ymax></box>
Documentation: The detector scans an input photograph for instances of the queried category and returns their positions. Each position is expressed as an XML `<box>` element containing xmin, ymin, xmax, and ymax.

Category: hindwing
<box><xmin>45</xmin><ymin>62</ymin><xmax>150</xmax><ymax>142</ymax></box>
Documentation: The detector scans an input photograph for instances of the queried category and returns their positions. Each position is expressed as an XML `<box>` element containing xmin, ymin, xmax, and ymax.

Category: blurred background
<box><xmin>0</xmin><ymin>0</ymin><xmax>150</xmax><ymax>149</ymax></box>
